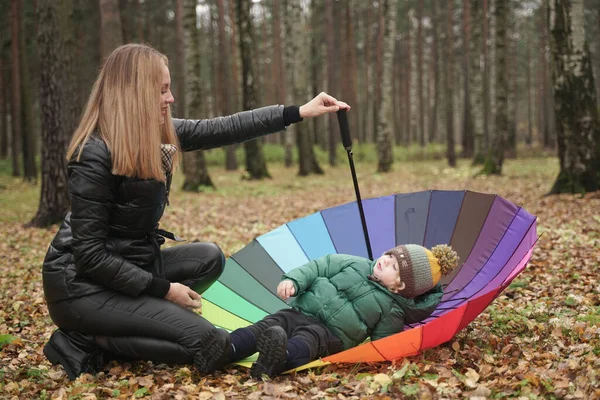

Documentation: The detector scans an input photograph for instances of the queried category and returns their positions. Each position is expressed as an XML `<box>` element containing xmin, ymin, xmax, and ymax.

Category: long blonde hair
<box><xmin>66</xmin><ymin>43</ymin><xmax>179</xmax><ymax>182</ymax></box>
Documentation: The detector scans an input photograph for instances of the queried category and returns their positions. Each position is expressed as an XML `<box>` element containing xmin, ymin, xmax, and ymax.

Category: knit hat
<box><xmin>385</xmin><ymin>244</ymin><xmax>459</xmax><ymax>298</ymax></box>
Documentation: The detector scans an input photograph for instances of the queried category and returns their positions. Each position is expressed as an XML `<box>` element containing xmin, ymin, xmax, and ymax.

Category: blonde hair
<box><xmin>66</xmin><ymin>43</ymin><xmax>179</xmax><ymax>182</ymax></box>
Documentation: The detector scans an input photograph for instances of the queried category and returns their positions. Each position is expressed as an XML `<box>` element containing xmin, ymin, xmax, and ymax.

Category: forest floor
<box><xmin>0</xmin><ymin>156</ymin><xmax>598</xmax><ymax>399</ymax></box>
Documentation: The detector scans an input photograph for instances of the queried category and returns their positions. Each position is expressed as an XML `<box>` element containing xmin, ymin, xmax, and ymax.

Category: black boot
<box><xmin>194</xmin><ymin>328</ymin><xmax>231</xmax><ymax>374</ymax></box>
<box><xmin>250</xmin><ymin>326</ymin><xmax>287</xmax><ymax>379</ymax></box>
<box><xmin>43</xmin><ymin>329</ymin><xmax>106</xmax><ymax>381</ymax></box>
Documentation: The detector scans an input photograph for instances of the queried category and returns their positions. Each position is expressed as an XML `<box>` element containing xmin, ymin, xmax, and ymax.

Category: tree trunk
<box><xmin>0</xmin><ymin>49</ymin><xmax>7</xmax><ymax>158</ymax></box>
<box><xmin>373</xmin><ymin>0</ymin><xmax>385</xmax><ymax>139</ymax></box>
<box><xmin>182</xmin><ymin>0</ymin><xmax>213</xmax><ymax>191</ymax></box>
<box><xmin>20</xmin><ymin>16</ymin><xmax>37</xmax><ymax>182</ymax></box>
<box><xmin>10</xmin><ymin>0</ymin><xmax>22</xmax><ymax>176</ymax></box>
<box><xmin>228</xmin><ymin>0</ymin><xmax>240</xmax><ymax>111</ymax></box>
<box><xmin>272</xmin><ymin>0</ymin><xmax>285</xmax><ymax>149</ymax></box>
<box><xmin>362</xmin><ymin>2</ymin><xmax>372</xmax><ymax>143</ymax></box>
<box><xmin>344</xmin><ymin>3</ymin><xmax>359</xmax><ymax>139</ymax></box>
<box><xmin>237</xmin><ymin>0</ymin><xmax>270</xmax><ymax>180</ymax></box>
<box><xmin>445</xmin><ymin>0</ymin><xmax>456</xmax><ymax>167</ymax></box>
<box><xmin>481</xmin><ymin>0</ymin><xmax>490</xmax><ymax>158</ymax></box>
<box><xmin>548</xmin><ymin>0</ymin><xmax>600</xmax><ymax>194</ymax></box>
<box><xmin>417</xmin><ymin>0</ymin><xmax>425</xmax><ymax>146</ymax></box>
<box><xmin>99</xmin><ymin>0</ymin><xmax>123</xmax><ymax>57</ymax></box>
<box><xmin>430</xmin><ymin>0</ymin><xmax>439</xmax><ymax>143</ymax></box>
<box><xmin>174</xmin><ymin>0</ymin><xmax>186</xmax><ymax>118</ymax></box>
<box><xmin>526</xmin><ymin>32</ymin><xmax>533</xmax><ymax>146</ymax></box>
<box><xmin>376</xmin><ymin>0</ymin><xmax>395</xmax><ymax>173</ymax></box>
<box><xmin>404</xmin><ymin>10</ymin><xmax>412</xmax><ymax>146</ymax></box>
<box><xmin>31</xmin><ymin>0</ymin><xmax>77</xmax><ymax>227</ymax></box>
<box><xmin>325</xmin><ymin>0</ymin><xmax>338</xmax><ymax>166</ymax></box>
<box><xmin>470</xmin><ymin>0</ymin><xmax>485</xmax><ymax>163</ymax></box>
<box><xmin>310</xmin><ymin>0</ymin><xmax>325</xmax><ymax>149</ymax></box>
<box><xmin>217</xmin><ymin>0</ymin><xmax>237</xmax><ymax>170</ymax></box>
<box><xmin>461</xmin><ymin>0</ymin><xmax>474</xmax><ymax>158</ymax></box>
<box><xmin>481</xmin><ymin>0</ymin><xmax>508</xmax><ymax>175</ymax></box>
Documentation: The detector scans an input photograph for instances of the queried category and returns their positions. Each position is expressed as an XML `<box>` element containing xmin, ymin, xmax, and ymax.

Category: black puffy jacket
<box><xmin>43</xmin><ymin>106</ymin><xmax>287</xmax><ymax>303</ymax></box>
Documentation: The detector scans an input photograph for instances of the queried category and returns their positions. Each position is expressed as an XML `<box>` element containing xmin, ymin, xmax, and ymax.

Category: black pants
<box><xmin>46</xmin><ymin>242</ymin><xmax>224</xmax><ymax>365</ymax></box>
<box><xmin>247</xmin><ymin>309</ymin><xmax>344</xmax><ymax>362</ymax></box>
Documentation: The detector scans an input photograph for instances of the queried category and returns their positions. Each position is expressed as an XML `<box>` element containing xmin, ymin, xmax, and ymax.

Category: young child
<box><xmin>194</xmin><ymin>244</ymin><xmax>459</xmax><ymax>379</ymax></box>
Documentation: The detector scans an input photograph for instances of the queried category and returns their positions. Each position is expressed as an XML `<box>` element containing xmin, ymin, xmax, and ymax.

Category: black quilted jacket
<box><xmin>42</xmin><ymin>106</ymin><xmax>287</xmax><ymax>303</ymax></box>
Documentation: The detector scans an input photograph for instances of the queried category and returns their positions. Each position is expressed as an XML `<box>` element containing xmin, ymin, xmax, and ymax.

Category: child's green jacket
<box><xmin>283</xmin><ymin>254</ymin><xmax>443</xmax><ymax>350</ymax></box>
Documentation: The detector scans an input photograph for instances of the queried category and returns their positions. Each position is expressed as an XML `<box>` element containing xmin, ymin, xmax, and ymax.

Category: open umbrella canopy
<box><xmin>197</xmin><ymin>189</ymin><xmax>537</xmax><ymax>370</ymax></box>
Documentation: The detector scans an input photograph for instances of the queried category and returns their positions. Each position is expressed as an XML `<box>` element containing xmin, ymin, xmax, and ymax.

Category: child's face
<box><xmin>373</xmin><ymin>254</ymin><xmax>401</xmax><ymax>290</ymax></box>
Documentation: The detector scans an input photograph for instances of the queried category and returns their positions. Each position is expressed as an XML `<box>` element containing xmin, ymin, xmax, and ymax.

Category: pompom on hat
<box><xmin>385</xmin><ymin>244</ymin><xmax>459</xmax><ymax>298</ymax></box>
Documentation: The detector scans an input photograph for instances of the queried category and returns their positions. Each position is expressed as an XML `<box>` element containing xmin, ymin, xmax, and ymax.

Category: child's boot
<box><xmin>194</xmin><ymin>328</ymin><xmax>231</xmax><ymax>374</ymax></box>
<box><xmin>250</xmin><ymin>326</ymin><xmax>287</xmax><ymax>379</ymax></box>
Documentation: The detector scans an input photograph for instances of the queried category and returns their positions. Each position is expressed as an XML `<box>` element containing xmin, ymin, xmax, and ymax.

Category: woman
<box><xmin>42</xmin><ymin>43</ymin><xmax>349</xmax><ymax>380</ymax></box>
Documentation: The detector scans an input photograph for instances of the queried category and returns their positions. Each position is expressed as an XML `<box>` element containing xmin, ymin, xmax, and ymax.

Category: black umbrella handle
<box><xmin>336</xmin><ymin>110</ymin><xmax>373</xmax><ymax>261</ymax></box>
<box><xmin>337</xmin><ymin>109</ymin><xmax>353</xmax><ymax>150</ymax></box>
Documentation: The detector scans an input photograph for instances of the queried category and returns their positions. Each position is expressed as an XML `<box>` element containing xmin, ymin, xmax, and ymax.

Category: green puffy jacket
<box><xmin>283</xmin><ymin>254</ymin><xmax>443</xmax><ymax>350</ymax></box>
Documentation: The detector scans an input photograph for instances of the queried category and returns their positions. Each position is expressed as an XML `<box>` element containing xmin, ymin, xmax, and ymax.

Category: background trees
<box><xmin>3</xmin><ymin>0</ymin><xmax>600</xmax><ymax>226</ymax></box>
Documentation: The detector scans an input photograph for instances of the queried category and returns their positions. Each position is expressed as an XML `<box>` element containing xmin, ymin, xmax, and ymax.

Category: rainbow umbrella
<box><xmin>198</xmin><ymin>189</ymin><xmax>537</xmax><ymax>370</ymax></box>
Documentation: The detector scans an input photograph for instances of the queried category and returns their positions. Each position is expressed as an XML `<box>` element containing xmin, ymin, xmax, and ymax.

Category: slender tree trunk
<box><xmin>326</xmin><ymin>0</ymin><xmax>338</xmax><ymax>166</ymax></box>
<box><xmin>119</xmin><ymin>0</ymin><xmax>131</xmax><ymax>43</ymax></box>
<box><xmin>430</xmin><ymin>0</ymin><xmax>439</xmax><ymax>143</ymax></box>
<box><xmin>99</xmin><ymin>0</ymin><xmax>123</xmax><ymax>57</ymax></box>
<box><xmin>20</xmin><ymin>16</ymin><xmax>37</xmax><ymax>182</ymax></box>
<box><xmin>362</xmin><ymin>3</ymin><xmax>372</xmax><ymax>143</ymax></box>
<box><xmin>175</xmin><ymin>0</ymin><xmax>186</xmax><ymax>118</ymax></box>
<box><xmin>228</xmin><ymin>0</ymin><xmax>240</xmax><ymax>111</ymax></box>
<box><xmin>481</xmin><ymin>0</ymin><xmax>508</xmax><ymax>175</ymax></box>
<box><xmin>526</xmin><ymin>32</ymin><xmax>533</xmax><ymax>146</ymax></box>
<box><xmin>310</xmin><ymin>0</ymin><xmax>325</xmax><ymax>149</ymax></box>
<box><xmin>209</xmin><ymin>1</ymin><xmax>219</xmax><ymax>117</ymax></box>
<box><xmin>237</xmin><ymin>0</ymin><xmax>270</xmax><ymax>179</ymax></box>
<box><xmin>417</xmin><ymin>0</ymin><xmax>424</xmax><ymax>146</ymax></box>
<box><xmin>344</xmin><ymin>3</ymin><xmax>359</xmax><ymax>138</ymax></box>
<box><xmin>31</xmin><ymin>0</ymin><xmax>77</xmax><ymax>227</ymax></box>
<box><xmin>285</xmin><ymin>0</ymin><xmax>322</xmax><ymax>176</ymax></box>
<box><xmin>281</xmin><ymin>0</ymin><xmax>294</xmax><ymax>167</ymax></box>
<box><xmin>548</xmin><ymin>0</ymin><xmax>600</xmax><ymax>194</ymax></box>
<box><xmin>182</xmin><ymin>0</ymin><xmax>214</xmax><ymax>191</ymax></box>
<box><xmin>373</xmin><ymin>0</ymin><xmax>385</xmax><ymax>139</ymax></box>
<box><xmin>506</xmin><ymin>17</ymin><xmax>517</xmax><ymax>159</ymax></box>
<box><xmin>405</xmin><ymin>11</ymin><xmax>412</xmax><ymax>146</ymax></box>
<box><xmin>376</xmin><ymin>0</ymin><xmax>395</xmax><ymax>173</ymax></box>
<box><xmin>445</xmin><ymin>0</ymin><xmax>456</xmax><ymax>167</ymax></box>
<box><xmin>217</xmin><ymin>0</ymin><xmax>237</xmax><ymax>170</ymax></box>
<box><xmin>473</xmin><ymin>0</ymin><xmax>490</xmax><ymax>164</ymax></box>
<box><xmin>272</xmin><ymin>0</ymin><xmax>285</xmax><ymax>149</ymax></box>
<box><xmin>0</xmin><ymin>54</ymin><xmax>6</xmax><ymax>158</ymax></box>
<box><xmin>471</xmin><ymin>0</ymin><xmax>485</xmax><ymax>163</ymax></box>
<box><xmin>461</xmin><ymin>0</ymin><xmax>474</xmax><ymax>158</ymax></box>
<box><xmin>10</xmin><ymin>0</ymin><xmax>22</xmax><ymax>176</ymax></box>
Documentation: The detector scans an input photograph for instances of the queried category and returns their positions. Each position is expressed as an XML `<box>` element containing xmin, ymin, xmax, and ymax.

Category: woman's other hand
<box><xmin>277</xmin><ymin>280</ymin><xmax>296</xmax><ymax>300</ymax></box>
<box><xmin>299</xmin><ymin>92</ymin><xmax>350</xmax><ymax>119</ymax></box>
<box><xmin>166</xmin><ymin>282</ymin><xmax>202</xmax><ymax>309</ymax></box>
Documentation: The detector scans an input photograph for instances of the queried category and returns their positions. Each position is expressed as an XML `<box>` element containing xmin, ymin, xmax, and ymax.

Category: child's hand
<box><xmin>277</xmin><ymin>280</ymin><xmax>296</xmax><ymax>300</ymax></box>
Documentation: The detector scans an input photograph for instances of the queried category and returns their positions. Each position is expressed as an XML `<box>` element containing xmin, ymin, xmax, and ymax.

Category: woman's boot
<box><xmin>43</xmin><ymin>329</ymin><xmax>106</xmax><ymax>380</ymax></box>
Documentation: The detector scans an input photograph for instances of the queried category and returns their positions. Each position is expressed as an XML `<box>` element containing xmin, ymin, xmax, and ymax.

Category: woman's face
<box><xmin>160</xmin><ymin>63</ymin><xmax>175</xmax><ymax>124</ymax></box>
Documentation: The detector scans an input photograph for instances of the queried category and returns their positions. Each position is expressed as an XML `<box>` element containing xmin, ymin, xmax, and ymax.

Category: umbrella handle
<box><xmin>337</xmin><ymin>109</ymin><xmax>353</xmax><ymax>150</ymax></box>
<box><xmin>336</xmin><ymin>110</ymin><xmax>374</xmax><ymax>261</ymax></box>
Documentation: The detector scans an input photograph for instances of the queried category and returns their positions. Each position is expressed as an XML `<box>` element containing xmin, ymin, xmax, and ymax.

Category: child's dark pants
<box><xmin>247</xmin><ymin>308</ymin><xmax>344</xmax><ymax>363</ymax></box>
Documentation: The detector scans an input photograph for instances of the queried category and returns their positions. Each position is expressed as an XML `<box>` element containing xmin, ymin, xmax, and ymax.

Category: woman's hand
<box><xmin>277</xmin><ymin>280</ymin><xmax>296</xmax><ymax>300</ymax></box>
<box><xmin>165</xmin><ymin>282</ymin><xmax>202</xmax><ymax>309</ymax></box>
<box><xmin>299</xmin><ymin>92</ymin><xmax>350</xmax><ymax>119</ymax></box>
